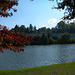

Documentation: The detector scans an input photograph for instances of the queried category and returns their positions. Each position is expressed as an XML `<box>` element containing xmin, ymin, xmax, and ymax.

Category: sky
<box><xmin>0</xmin><ymin>0</ymin><xmax>65</xmax><ymax>29</ymax></box>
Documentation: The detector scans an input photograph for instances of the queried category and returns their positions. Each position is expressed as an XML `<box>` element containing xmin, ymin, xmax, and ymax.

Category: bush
<box><xmin>57</xmin><ymin>33</ymin><xmax>71</xmax><ymax>44</ymax></box>
<box><xmin>49</xmin><ymin>37</ymin><xmax>57</xmax><ymax>44</ymax></box>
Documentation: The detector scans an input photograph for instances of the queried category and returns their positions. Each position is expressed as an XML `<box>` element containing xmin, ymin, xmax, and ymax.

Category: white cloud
<box><xmin>48</xmin><ymin>18</ymin><xmax>57</xmax><ymax>24</ymax></box>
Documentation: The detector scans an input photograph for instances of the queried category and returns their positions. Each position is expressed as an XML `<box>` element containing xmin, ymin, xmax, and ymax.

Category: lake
<box><xmin>0</xmin><ymin>44</ymin><xmax>75</xmax><ymax>70</ymax></box>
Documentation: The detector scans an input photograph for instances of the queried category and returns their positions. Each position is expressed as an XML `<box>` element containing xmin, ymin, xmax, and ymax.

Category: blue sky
<box><xmin>0</xmin><ymin>0</ymin><xmax>65</xmax><ymax>29</ymax></box>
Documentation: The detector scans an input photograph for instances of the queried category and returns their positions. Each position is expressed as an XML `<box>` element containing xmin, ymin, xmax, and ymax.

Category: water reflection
<box><xmin>0</xmin><ymin>44</ymin><xmax>75</xmax><ymax>70</ymax></box>
<box><xmin>56</xmin><ymin>44</ymin><xmax>75</xmax><ymax>63</ymax></box>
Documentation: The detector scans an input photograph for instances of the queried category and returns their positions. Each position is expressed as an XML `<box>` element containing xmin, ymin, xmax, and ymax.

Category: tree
<box><xmin>33</xmin><ymin>26</ymin><xmax>37</xmax><ymax>33</ymax></box>
<box><xmin>38</xmin><ymin>27</ymin><xmax>47</xmax><ymax>33</ymax></box>
<box><xmin>41</xmin><ymin>34</ymin><xmax>49</xmax><ymax>45</ymax></box>
<box><xmin>0</xmin><ymin>25</ymin><xmax>36</xmax><ymax>53</ymax></box>
<box><xmin>49</xmin><ymin>37</ymin><xmax>57</xmax><ymax>44</ymax></box>
<box><xmin>26</xmin><ymin>27</ymin><xmax>30</xmax><ymax>33</ymax></box>
<box><xmin>58</xmin><ymin>33</ymin><xmax>71</xmax><ymax>44</ymax></box>
<box><xmin>53</xmin><ymin>0</ymin><xmax>75</xmax><ymax>19</ymax></box>
<box><xmin>31</xmin><ymin>0</ymin><xmax>75</xmax><ymax>19</ymax></box>
<box><xmin>29</xmin><ymin>24</ymin><xmax>33</xmax><ymax>33</ymax></box>
<box><xmin>0</xmin><ymin>0</ymin><xmax>18</xmax><ymax>17</ymax></box>
<box><xmin>14</xmin><ymin>24</ymin><xmax>20</xmax><ymax>32</ymax></box>
<box><xmin>56</xmin><ymin>21</ymin><xmax>67</xmax><ymax>32</ymax></box>
<box><xmin>1</xmin><ymin>0</ymin><xmax>75</xmax><ymax>19</ymax></box>
<box><xmin>0</xmin><ymin>0</ymin><xmax>39</xmax><ymax>53</ymax></box>
<box><xmin>20</xmin><ymin>25</ymin><xmax>26</xmax><ymax>33</ymax></box>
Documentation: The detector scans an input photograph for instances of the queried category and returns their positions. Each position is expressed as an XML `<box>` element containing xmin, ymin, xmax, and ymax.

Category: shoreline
<box><xmin>0</xmin><ymin>62</ymin><xmax>75</xmax><ymax>75</ymax></box>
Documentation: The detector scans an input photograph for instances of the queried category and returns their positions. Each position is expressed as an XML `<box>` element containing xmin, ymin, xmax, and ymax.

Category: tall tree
<box><xmin>14</xmin><ymin>24</ymin><xmax>20</xmax><ymax>32</ymax></box>
<box><xmin>20</xmin><ymin>25</ymin><xmax>26</xmax><ymax>33</ymax></box>
<box><xmin>56</xmin><ymin>21</ymin><xmax>67</xmax><ymax>32</ymax></box>
<box><xmin>26</xmin><ymin>27</ymin><xmax>30</xmax><ymax>33</ymax></box>
<box><xmin>29</xmin><ymin>24</ymin><xmax>33</xmax><ymax>33</ymax></box>
<box><xmin>41</xmin><ymin>33</ymin><xmax>49</xmax><ymax>45</ymax></box>
<box><xmin>34</xmin><ymin>26</ymin><xmax>37</xmax><ymax>33</ymax></box>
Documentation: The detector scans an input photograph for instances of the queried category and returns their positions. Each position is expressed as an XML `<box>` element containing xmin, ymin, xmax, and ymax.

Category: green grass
<box><xmin>0</xmin><ymin>62</ymin><xmax>75</xmax><ymax>75</ymax></box>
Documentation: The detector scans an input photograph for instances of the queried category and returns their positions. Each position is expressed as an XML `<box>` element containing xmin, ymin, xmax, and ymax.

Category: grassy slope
<box><xmin>0</xmin><ymin>62</ymin><xmax>75</xmax><ymax>75</ymax></box>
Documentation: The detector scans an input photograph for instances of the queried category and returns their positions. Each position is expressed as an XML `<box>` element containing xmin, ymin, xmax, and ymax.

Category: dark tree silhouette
<box><xmin>52</xmin><ymin>0</ymin><xmax>75</xmax><ymax>19</ymax></box>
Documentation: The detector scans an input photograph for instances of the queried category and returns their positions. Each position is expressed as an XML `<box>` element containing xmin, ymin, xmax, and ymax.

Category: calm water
<box><xmin>0</xmin><ymin>44</ymin><xmax>75</xmax><ymax>70</ymax></box>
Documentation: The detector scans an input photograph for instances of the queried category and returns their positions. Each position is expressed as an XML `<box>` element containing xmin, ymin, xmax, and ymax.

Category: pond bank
<box><xmin>0</xmin><ymin>62</ymin><xmax>75</xmax><ymax>75</ymax></box>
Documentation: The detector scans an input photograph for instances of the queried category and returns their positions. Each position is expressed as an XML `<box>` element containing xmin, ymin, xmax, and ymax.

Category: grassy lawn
<box><xmin>0</xmin><ymin>62</ymin><xmax>75</xmax><ymax>75</ymax></box>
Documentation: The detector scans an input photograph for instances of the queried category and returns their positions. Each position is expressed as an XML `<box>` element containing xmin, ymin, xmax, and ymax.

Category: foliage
<box><xmin>1</xmin><ymin>24</ymin><xmax>75</xmax><ymax>52</ymax></box>
<box><xmin>53</xmin><ymin>0</ymin><xmax>75</xmax><ymax>19</ymax></box>
<box><xmin>11</xmin><ymin>22</ymin><xmax>75</xmax><ymax>45</ymax></box>
<box><xmin>29</xmin><ymin>24</ymin><xmax>33</xmax><ymax>33</ymax></box>
<box><xmin>0</xmin><ymin>25</ymin><xmax>37</xmax><ymax>53</ymax></box>
<box><xmin>0</xmin><ymin>62</ymin><xmax>75</xmax><ymax>75</ymax></box>
<box><xmin>13</xmin><ymin>24</ymin><xmax>20</xmax><ymax>32</ymax></box>
<box><xmin>58</xmin><ymin>33</ymin><xmax>71</xmax><ymax>44</ymax></box>
<box><xmin>31</xmin><ymin>34</ymin><xmax>57</xmax><ymax>45</ymax></box>
<box><xmin>20</xmin><ymin>25</ymin><xmax>26</xmax><ymax>33</ymax></box>
<box><xmin>0</xmin><ymin>0</ymin><xmax>18</xmax><ymax>17</ymax></box>
<box><xmin>56</xmin><ymin>21</ymin><xmax>66</xmax><ymax>30</ymax></box>
<box><xmin>40</xmin><ymin>34</ymin><xmax>49</xmax><ymax>45</ymax></box>
<box><xmin>69</xmin><ymin>37</ymin><xmax>75</xmax><ymax>43</ymax></box>
<box><xmin>0</xmin><ymin>0</ymin><xmax>75</xmax><ymax>19</ymax></box>
<box><xmin>31</xmin><ymin>0</ymin><xmax>75</xmax><ymax>19</ymax></box>
<box><xmin>0</xmin><ymin>0</ymin><xmax>39</xmax><ymax>53</ymax></box>
<box><xmin>12</xmin><ymin>22</ymin><xmax>75</xmax><ymax>34</ymax></box>
<box><xmin>51</xmin><ymin>21</ymin><xmax>75</xmax><ymax>33</ymax></box>
<box><xmin>49</xmin><ymin>37</ymin><xmax>57</xmax><ymax>44</ymax></box>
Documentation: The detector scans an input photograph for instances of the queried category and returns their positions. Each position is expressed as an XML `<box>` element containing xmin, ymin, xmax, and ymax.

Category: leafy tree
<box><xmin>58</xmin><ymin>33</ymin><xmax>71</xmax><ymax>44</ymax></box>
<box><xmin>32</xmin><ymin>0</ymin><xmax>75</xmax><ymax>19</ymax></box>
<box><xmin>69</xmin><ymin>37</ymin><xmax>75</xmax><ymax>43</ymax></box>
<box><xmin>49</xmin><ymin>37</ymin><xmax>57</xmax><ymax>44</ymax></box>
<box><xmin>1</xmin><ymin>0</ymin><xmax>75</xmax><ymax>19</ymax></box>
<box><xmin>56</xmin><ymin>21</ymin><xmax>67</xmax><ymax>32</ymax></box>
<box><xmin>40</xmin><ymin>34</ymin><xmax>49</xmax><ymax>45</ymax></box>
<box><xmin>0</xmin><ymin>0</ymin><xmax>40</xmax><ymax>53</ymax></box>
<box><xmin>33</xmin><ymin>26</ymin><xmax>37</xmax><ymax>33</ymax></box>
<box><xmin>46</xmin><ymin>28</ymin><xmax>50</xmax><ymax>33</ymax></box>
<box><xmin>69</xmin><ymin>23</ymin><xmax>75</xmax><ymax>33</ymax></box>
<box><xmin>26</xmin><ymin>27</ymin><xmax>30</xmax><ymax>33</ymax></box>
<box><xmin>20</xmin><ymin>25</ymin><xmax>26</xmax><ymax>33</ymax></box>
<box><xmin>14</xmin><ymin>24</ymin><xmax>20</xmax><ymax>32</ymax></box>
<box><xmin>50</xmin><ymin>21</ymin><xmax>75</xmax><ymax>33</ymax></box>
<box><xmin>38</xmin><ymin>27</ymin><xmax>47</xmax><ymax>33</ymax></box>
<box><xmin>0</xmin><ymin>0</ymin><xmax>18</xmax><ymax>17</ymax></box>
<box><xmin>0</xmin><ymin>25</ymin><xmax>37</xmax><ymax>53</ymax></box>
<box><xmin>51</xmin><ymin>0</ymin><xmax>75</xmax><ymax>19</ymax></box>
<box><xmin>29</xmin><ymin>24</ymin><xmax>33</xmax><ymax>33</ymax></box>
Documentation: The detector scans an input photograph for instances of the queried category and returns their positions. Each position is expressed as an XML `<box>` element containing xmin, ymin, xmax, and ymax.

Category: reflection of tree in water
<box><xmin>56</xmin><ymin>44</ymin><xmax>75</xmax><ymax>63</ymax></box>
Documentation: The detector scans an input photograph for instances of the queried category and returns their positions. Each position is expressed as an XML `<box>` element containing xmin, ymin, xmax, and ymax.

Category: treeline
<box><xmin>12</xmin><ymin>21</ymin><xmax>75</xmax><ymax>34</ymax></box>
<box><xmin>11</xmin><ymin>21</ymin><xmax>75</xmax><ymax>45</ymax></box>
<box><xmin>31</xmin><ymin>33</ymin><xmax>75</xmax><ymax>45</ymax></box>
<box><xmin>11</xmin><ymin>24</ymin><xmax>37</xmax><ymax>34</ymax></box>
<box><xmin>51</xmin><ymin>21</ymin><xmax>75</xmax><ymax>33</ymax></box>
